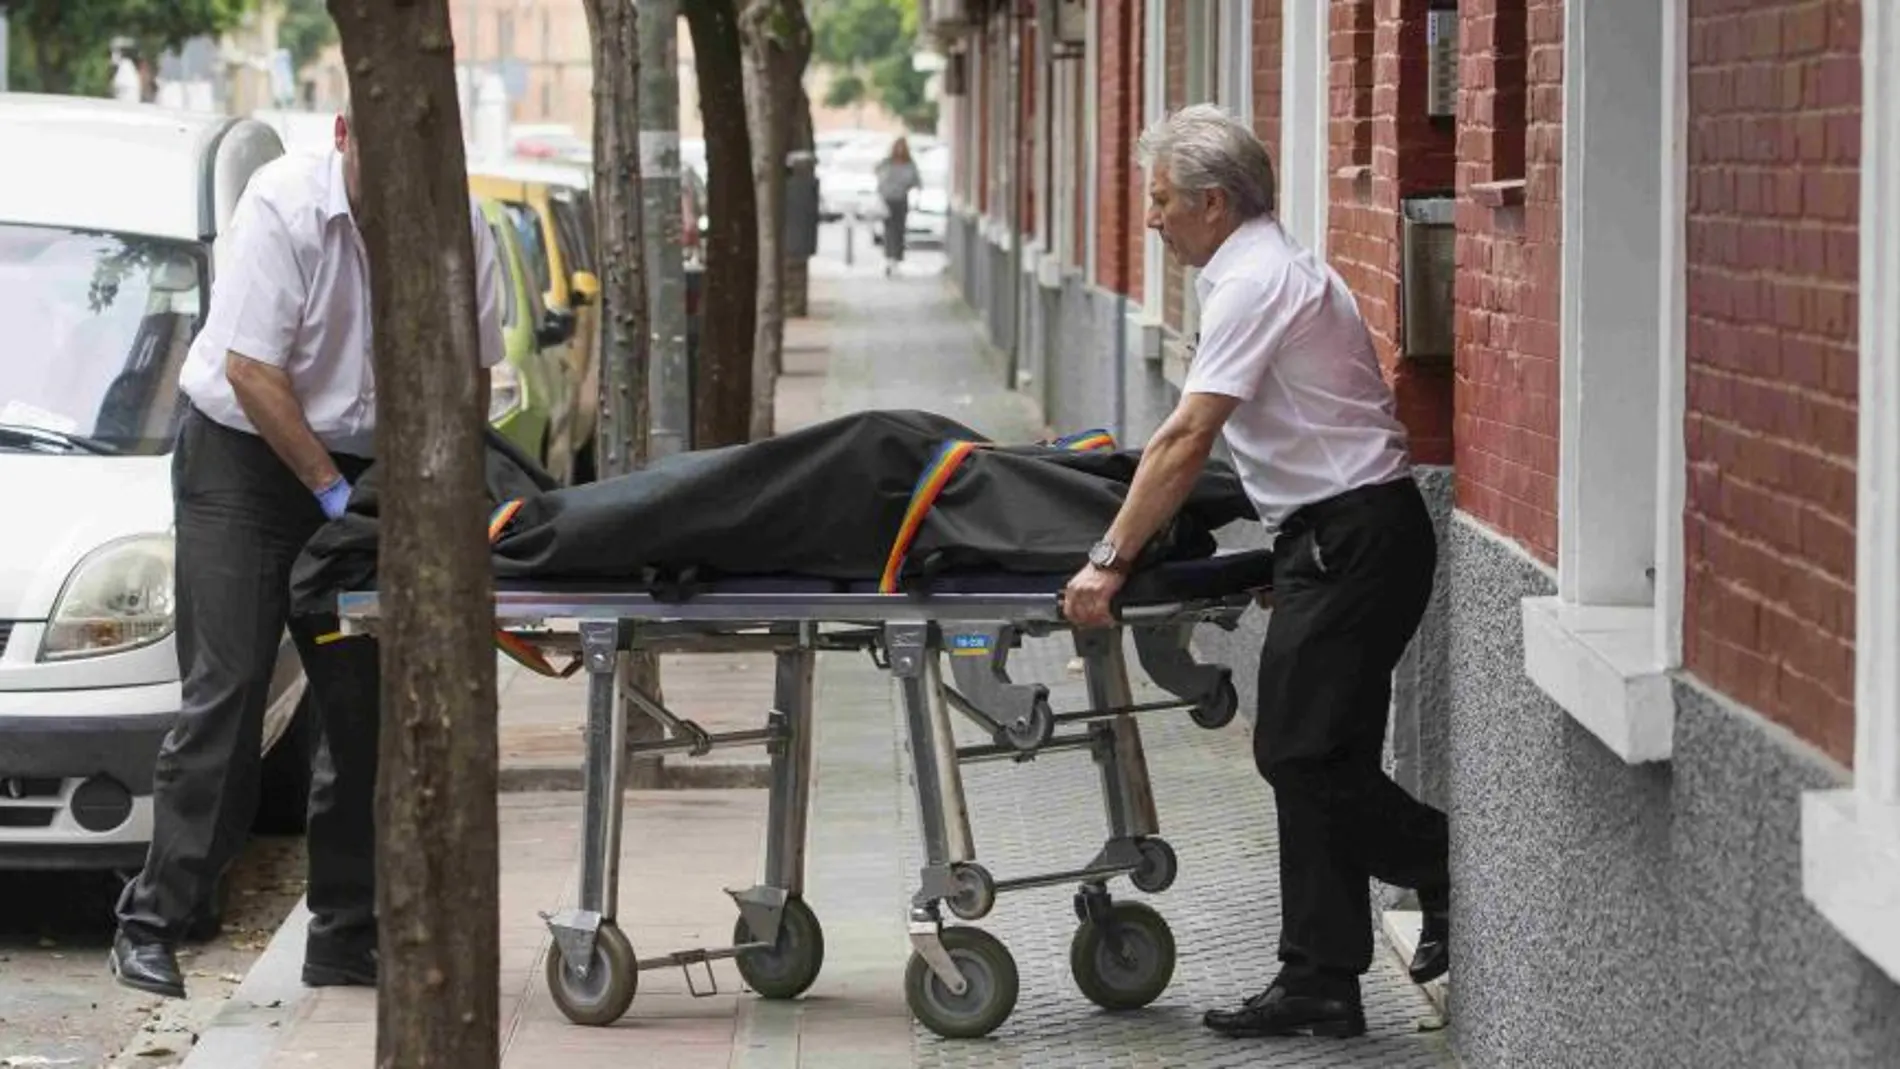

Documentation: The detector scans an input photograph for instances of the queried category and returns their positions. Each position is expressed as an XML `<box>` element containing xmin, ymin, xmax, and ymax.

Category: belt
<box><xmin>1276</xmin><ymin>476</ymin><xmax>1416</xmax><ymax>540</ymax></box>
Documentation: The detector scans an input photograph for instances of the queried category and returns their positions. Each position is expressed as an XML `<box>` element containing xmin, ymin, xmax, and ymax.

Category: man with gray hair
<box><xmin>1062</xmin><ymin>103</ymin><xmax>1449</xmax><ymax>1039</ymax></box>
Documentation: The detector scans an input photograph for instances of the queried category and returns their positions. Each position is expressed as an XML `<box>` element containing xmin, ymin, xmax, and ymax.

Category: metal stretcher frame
<box><xmin>335</xmin><ymin>549</ymin><xmax>1271</xmax><ymax>1039</ymax></box>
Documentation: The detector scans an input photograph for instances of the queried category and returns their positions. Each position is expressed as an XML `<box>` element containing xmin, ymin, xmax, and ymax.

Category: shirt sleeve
<box><xmin>1181</xmin><ymin>271</ymin><xmax>1308</xmax><ymax>402</ymax></box>
<box><xmin>470</xmin><ymin>199</ymin><xmax>506</xmax><ymax>370</ymax></box>
<box><xmin>208</xmin><ymin>189</ymin><xmax>306</xmax><ymax>367</ymax></box>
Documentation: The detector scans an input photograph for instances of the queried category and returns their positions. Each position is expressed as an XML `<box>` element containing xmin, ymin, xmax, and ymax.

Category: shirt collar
<box><xmin>1195</xmin><ymin>214</ymin><xmax>1273</xmax><ymax>297</ymax></box>
<box><xmin>323</xmin><ymin>149</ymin><xmax>353</xmax><ymax>221</ymax></box>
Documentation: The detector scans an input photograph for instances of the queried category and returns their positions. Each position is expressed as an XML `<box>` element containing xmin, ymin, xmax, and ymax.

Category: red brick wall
<box><xmin>1683</xmin><ymin>0</ymin><xmax>1861</xmax><ymax>764</ymax></box>
<box><xmin>975</xmin><ymin>16</ymin><xmax>991</xmax><ymax>217</ymax></box>
<box><xmin>1095</xmin><ymin>0</ymin><xmax>1144</xmax><ymax>297</ymax></box>
<box><xmin>1323</xmin><ymin>0</ymin><xmax>1457</xmax><ymax>465</ymax></box>
<box><xmin>1329</xmin><ymin>0</ymin><xmax>1376</xmax><ymax>179</ymax></box>
<box><xmin>1252</xmin><ymin>0</ymin><xmax>1283</xmax><ymax>173</ymax></box>
<box><xmin>1452</xmin><ymin>0</ymin><xmax>1562</xmax><ymax>562</ymax></box>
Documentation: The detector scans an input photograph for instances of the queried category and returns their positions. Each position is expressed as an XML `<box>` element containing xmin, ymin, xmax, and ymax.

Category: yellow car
<box><xmin>479</xmin><ymin>196</ymin><xmax>568</xmax><ymax>467</ymax></box>
<box><xmin>468</xmin><ymin>161</ymin><xmax>600</xmax><ymax>484</ymax></box>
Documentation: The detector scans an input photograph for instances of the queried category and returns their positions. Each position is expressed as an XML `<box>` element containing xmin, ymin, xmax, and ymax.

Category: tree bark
<box><xmin>582</xmin><ymin>0</ymin><xmax>664</xmax><ymax>788</ymax></box>
<box><xmin>683</xmin><ymin>0</ymin><xmax>757</xmax><ymax>450</ymax></box>
<box><xmin>324</xmin><ymin>2</ymin><xmax>499</xmax><ymax>1066</ymax></box>
<box><xmin>585</xmin><ymin>0</ymin><xmax>651</xmax><ymax>483</ymax></box>
<box><xmin>738</xmin><ymin>0</ymin><xmax>811</xmax><ymax>440</ymax></box>
<box><xmin>639</xmin><ymin>0</ymin><xmax>689</xmax><ymax>459</ymax></box>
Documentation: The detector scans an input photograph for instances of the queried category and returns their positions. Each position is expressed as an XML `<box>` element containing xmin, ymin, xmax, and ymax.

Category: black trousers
<box><xmin>117</xmin><ymin>407</ymin><xmax>379</xmax><ymax>952</ymax></box>
<box><xmin>1253</xmin><ymin>476</ymin><xmax>1449</xmax><ymax>976</ymax></box>
<box><xmin>882</xmin><ymin>198</ymin><xmax>909</xmax><ymax>261</ymax></box>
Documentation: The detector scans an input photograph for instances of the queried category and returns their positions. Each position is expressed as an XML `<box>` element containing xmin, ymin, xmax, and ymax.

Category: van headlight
<box><xmin>40</xmin><ymin>535</ymin><xmax>175</xmax><ymax>661</ymax></box>
<box><xmin>490</xmin><ymin>362</ymin><xmax>522</xmax><ymax>422</ymax></box>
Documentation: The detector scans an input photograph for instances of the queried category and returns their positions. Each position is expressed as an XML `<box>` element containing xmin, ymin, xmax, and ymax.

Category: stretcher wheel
<box><xmin>545</xmin><ymin>922</ymin><xmax>637</xmax><ymax>1026</ymax></box>
<box><xmin>1069</xmin><ymin>901</ymin><xmax>1177</xmax><ymax>1011</ymax></box>
<box><xmin>945</xmin><ymin>862</ymin><xmax>997</xmax><ymax>920</ymax></box>
<box><xmin>905</xmin><ymin>926</ymin><xmax>1020</xmax><ymax>1039</ymax></box>
<box><xmin>733</xmin><ymin>895</ymin><xmax>826</xmax><ymax>999</ymax></box>
<box><xmin>1003</xmin><ymin>697</ymin><xmax>1056</xmax><ymax>752</ymax></box>
<box><xmin>1129</xmin><ymin>837</ymin><xmax>1178</xmax><ymax>894</ymax></box>
<box><xmin>1192</xmin><ymin>675</ymin><xmax>1240</xmax><ymax>730</ymax></box>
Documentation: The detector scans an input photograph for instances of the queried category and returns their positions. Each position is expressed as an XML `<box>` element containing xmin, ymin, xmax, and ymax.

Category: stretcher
<box><xmin>335</xmin><ymin>547</ymin><xmax>1272</xmax><ymax>1039</ymax></box>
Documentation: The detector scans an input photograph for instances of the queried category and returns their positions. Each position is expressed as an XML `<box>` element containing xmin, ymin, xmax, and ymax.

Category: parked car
<box><xmin>468</xmin><ymin>161</ymin><xmax>600</xmax><ymax>484</ymax></box>
<box><xmin>0</xmin><ymin>94</ymin><xmax>315</xmax><ymax>870</ymax></box>
<box><xmin>478</xmin><ymin>196</ymin><xmax>569</xmax><ymax>466</ymax></box>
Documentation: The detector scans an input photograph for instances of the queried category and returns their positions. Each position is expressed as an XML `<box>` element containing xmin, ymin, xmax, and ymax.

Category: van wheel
<box><xmin>253</xmin><ymin>692</ymin><xmax>316</xmax><ymax>836</ymax></box>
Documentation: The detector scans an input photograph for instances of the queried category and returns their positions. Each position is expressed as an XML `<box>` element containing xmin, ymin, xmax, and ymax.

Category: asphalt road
<box><xmin>0</xmin><ymin>835</ymin><xmax>307</xmax><ymax>1069</ymax></box>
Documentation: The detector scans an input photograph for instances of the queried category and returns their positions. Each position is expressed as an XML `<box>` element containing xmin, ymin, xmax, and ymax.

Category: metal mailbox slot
<box><xmin>1400</xmin><ymin>195</ymin><xmax>1456</xmax><ymax>363</ymax></box>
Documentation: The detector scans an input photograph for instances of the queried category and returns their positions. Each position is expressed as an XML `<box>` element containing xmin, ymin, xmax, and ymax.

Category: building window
<box><xmin>1493</xmin><ymin>0</ymin><xmax>1526</xmax><ymax>182</ymax></box>
<box><xmin>1801</xmin><ymin>0</ymin><xmax>1900</xmax><ymax>987</ymax></box>
<box><xmin>1519</xmin><ymin>0</ymin><xmax>1682</xmax><ymax>763</ymax></box>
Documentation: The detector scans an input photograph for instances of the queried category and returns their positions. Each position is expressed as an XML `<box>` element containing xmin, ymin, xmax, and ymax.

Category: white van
<box><xmin>0</xmin><ymin>94</ymin><xmax>314</xmax><ymax>870</ymax></box>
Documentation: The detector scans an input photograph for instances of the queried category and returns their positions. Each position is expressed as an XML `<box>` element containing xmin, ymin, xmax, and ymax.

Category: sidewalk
<box><xmin>183</xmin><ymin>248</ymin><xmax>1455</xmax><ymax>1069</ymax></box>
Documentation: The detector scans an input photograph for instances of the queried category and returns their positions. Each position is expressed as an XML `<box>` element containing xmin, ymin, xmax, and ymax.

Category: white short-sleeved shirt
<box><xmin>178</xmin><ymin>148</ymin><xmax>505</xmax><ymax>458</ymax></box>
<box><xmin>1181</xmin><ymin>215</ymin><xmax>1411</xmax><ymax>531</ymax></box>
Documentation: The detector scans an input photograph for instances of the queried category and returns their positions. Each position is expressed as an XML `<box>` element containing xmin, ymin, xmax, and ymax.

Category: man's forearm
<box><xmin>1104</xmin><ymin>418</ymin><xmax>1217</xmax><ymax>561</ymax></box>
<box><xmin>225</xmin><ymin>353</ymin><xmax>342</xmax><ymax>492</ymax></box>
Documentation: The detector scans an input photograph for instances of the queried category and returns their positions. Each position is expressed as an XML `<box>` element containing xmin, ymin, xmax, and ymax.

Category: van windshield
<box><xmin>0</xmin><ymin>223</ymin><xmax>205</xmax><ymax>456</ymax></box>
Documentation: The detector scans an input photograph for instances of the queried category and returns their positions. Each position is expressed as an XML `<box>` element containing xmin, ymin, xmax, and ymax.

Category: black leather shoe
<box><xmin>303</xmin><ymin>940</ymin><xmax>378</xmax><ymax>988</ymax></box>
<box><xmin>1410</xmin><ymin>899</ymin><xmax>1450</xmax><ymax>984</ymax></box>
<box><xmin>108</xmin><ymin>931</ymin><xmax>186</xmax><ymax>999</ymax></box>
<box><xmin>1203</xmin><ymin>979</ymin><xmax>1367</xmax><ymax>1038</ymax></box>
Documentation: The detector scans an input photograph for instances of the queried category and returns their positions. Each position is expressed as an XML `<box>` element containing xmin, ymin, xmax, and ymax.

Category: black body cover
<box><xmin>289</xmin><ymin>409</ymin><xmax>1258</xmax><ymax>617</ymax></box>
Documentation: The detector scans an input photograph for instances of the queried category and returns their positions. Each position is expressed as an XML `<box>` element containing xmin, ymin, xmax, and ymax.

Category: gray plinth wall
<box><xmin>1443</xmin><ymin>514</ymin><xmax>1900</xmax><ymax>1067</ymax></box>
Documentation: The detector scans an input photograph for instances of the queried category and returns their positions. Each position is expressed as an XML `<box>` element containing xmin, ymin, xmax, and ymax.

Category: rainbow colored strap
<box><xmin>488</xmin><ymin>498</ymin><xmax>583</xmax><ymax>679</ymax></box>
<box><xmin>1052</xmin><ymin>428</ymin><xmax>1117</xmax><ymax>452</ymax></box>
<box><xmin>878</xmin><ymin>439</ymin><xmax>981</xmax><ymax>594</ymax></box>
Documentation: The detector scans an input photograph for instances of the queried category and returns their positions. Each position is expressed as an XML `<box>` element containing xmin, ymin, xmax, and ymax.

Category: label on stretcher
<box><xmin>950</xmin><ymin>632</ymin><xmax>993</xmax><ymax>657</ymax></box>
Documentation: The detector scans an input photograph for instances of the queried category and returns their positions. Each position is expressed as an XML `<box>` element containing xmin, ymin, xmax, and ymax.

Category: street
<box><xmin>0</xmin><ymin>836</ymin><xmax>307</xmax><ymax>1068</ymax></box>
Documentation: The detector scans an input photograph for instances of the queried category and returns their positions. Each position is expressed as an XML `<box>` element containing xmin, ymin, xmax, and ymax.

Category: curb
<box><xmin>498</xmin><ymin>760</ymin><xmax>772</xmax><ymax>793</ymax></box>
<box><xmin>178</xmin><ymin>899</ymin><xmax>313</xmax><ymax>1069</ymax></box>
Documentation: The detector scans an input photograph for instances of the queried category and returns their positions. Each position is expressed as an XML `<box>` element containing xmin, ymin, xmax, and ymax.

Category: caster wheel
<box><xmin>1192</xmin><ymin>675</ymin><xmax>1239</xmax><ymax>730</ymax></box>
<box><xmin>1003</xmin><ymin>696</ymin><xmax>1055</xmax><ymax>752</ymax></box>
<box><xmin>904</xmin><ymin>926</ymin><xmax>1020</xmax><ymax>1039</ymax></box>
<box><xmin>1069</xmin><ymin>901</ymin><xmax>1176</xmax><ymax>1011</ymax></box>
<box><xmin>733</xmin><ymin>895</ymin><xmax>826</xmax><ymax>999</ymax></box>
<box><xmin>945</xmin><ymin>862</ymin><xmax>997</xmax><ymax>921</ymax></box>
<box><xmin>545</xmin><ymin>922</ymin><xmax>638</xmax><ymax>1026</ymax></box>
<box><xmin>1128</xmin><ymin>837</ymin><xmax>1178</xmax><ymax>894</ymax></box>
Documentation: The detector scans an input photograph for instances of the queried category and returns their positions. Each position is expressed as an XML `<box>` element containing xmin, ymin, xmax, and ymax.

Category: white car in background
<box><xmin>0</xmin><ymin>94</ymin><xmax>315</xmax><ymax>872</ymax></box>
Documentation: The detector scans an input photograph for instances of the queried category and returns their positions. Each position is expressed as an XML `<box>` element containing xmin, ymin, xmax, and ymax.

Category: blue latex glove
<box><xmin>315</xmin><ymin>476</ymin><xmax>353</xmax><ymax>520</ymax></box>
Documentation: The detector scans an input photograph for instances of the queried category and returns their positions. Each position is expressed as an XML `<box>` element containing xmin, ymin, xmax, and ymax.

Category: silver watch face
<box><xmin>1089</xmin><ymin>540</ymin><xmax>1116</xmax><ymax>567</ymax></box>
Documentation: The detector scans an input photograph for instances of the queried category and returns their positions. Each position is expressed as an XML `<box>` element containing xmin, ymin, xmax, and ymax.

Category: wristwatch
<box><xmin>1088</xmin><ymin>538</ymin><xmax>1130</xmax><ymax>574</ymax></box>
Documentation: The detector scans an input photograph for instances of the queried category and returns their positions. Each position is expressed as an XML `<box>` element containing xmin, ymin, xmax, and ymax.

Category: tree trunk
<box><xmin>639</xmin><ymin>0</ymin><xmax>689</xmax><ymax>459</ymax></box>
<box><xmin>683</xmin><ymin>0</ymin><xmax>757</xmax><ymax>450</ymax></box>
<box><xmin>582</xmin><ymin>0</ymin><xmax>664</xmax><ymax>788</ymax></box>
<box><xmin>782</xmin><ymin>80</ymin><xmax>814</xmax><ymax>321</ymax></box>
<box><xmin>324</xmin><ymin>2</ymin><xmax>499</xmax><ymax>1066</ymax></box>
<box><xmin>738</xmin><ymin>0</ymin><xmax>811</xmax><ymax>441</ymax></box>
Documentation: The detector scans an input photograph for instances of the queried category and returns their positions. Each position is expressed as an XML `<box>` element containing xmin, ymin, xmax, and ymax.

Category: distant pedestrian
<box><xmin>108</xmin><ymin>101</ymin><xmax>505</xmax><ymax>1001</ymax></box>
<box><xmin>1062</xmin><ymin>103</ymin><xmax>1450</xmax><ymax>1039</ymax></box>
<box><xmin>875</xmin><ymin>136</ymin><xmax>922</xmax><ymax>276</ymax></box>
